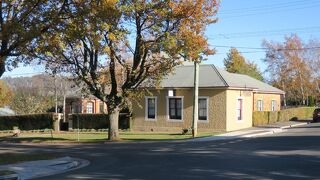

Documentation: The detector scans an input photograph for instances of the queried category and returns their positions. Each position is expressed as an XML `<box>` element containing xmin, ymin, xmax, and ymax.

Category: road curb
<box><xmin>242</xmin><ymin>131</ymin><xmax>274</xmax><ymax>138</ymax></box>
<box><xmin>289</xmin><ymin>122</ymin><xmax>308</xmax><ymax>128</ymax></box>
<box><xmin>0</xmin><ymin>173</ymin><xmax>20</xmax><ymax>180</ymax></box>
<box><xmin>0</xmin><ymin>157</ymin><xmax>90</xmax><ymax>180</ymax></box>
<box><xmin>244</xmin><ymin>122</ymin><xmax>308</xmax><ymax>138</ymax></box>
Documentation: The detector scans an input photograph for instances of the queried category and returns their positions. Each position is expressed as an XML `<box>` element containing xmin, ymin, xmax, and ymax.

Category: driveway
<box><xmin>1</xmin><ymin>122</ymin><xmax>320</xmax><ymax>179</ymax></box>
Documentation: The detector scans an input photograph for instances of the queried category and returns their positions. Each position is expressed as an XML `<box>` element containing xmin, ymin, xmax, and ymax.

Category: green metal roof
<box><xmin>159</xmin><ymin>64</ymin><xmax>284</xmax><ymax>94</ymax></box>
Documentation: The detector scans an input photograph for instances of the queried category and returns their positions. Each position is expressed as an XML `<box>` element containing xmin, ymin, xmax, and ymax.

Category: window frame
<box><xmin>271</xmin><ymin>99</ymin><xmax>277</xmax><ymax>111</ymax></box>
<box><xmin>236</xmin><ymin>97</ymin><xmax>244</xmax><ymax>121</ymax></box>
<box><xmin>257</xmin><ymin>99</ymin><xmax>263</xmax><ymax>111</ymax></box>
<box><xmin>166</xmin><ymin>96</ymin><xmax>184</xmax><ymax>121</ymax></box>
<box><xmin>198</xmin><ymin>96</ymin><xmax>209</xmax><ymax>122</ymax></box>
<box><xmin>99</xmin><ymin>102</ymin><xmax>105</xmax><ymax>113</ymax></box>
<box><xmin>145</xmin><ymin>96</ymin><xmax>157</xmax><ymax>121</ymax></box>
<box><xmin>86</xmin><ymin>101</ymin><xmax>94</xmax><ymax>114</ymax></box>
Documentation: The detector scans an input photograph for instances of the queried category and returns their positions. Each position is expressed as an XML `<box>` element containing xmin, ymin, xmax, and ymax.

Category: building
<box><xmin>131</xmin><ymin>64</ymin><xmax>284</xmax><ymax>133</ymax></box>
<box><xmin>65</xmin><ymin>95</ymin><xmax>107</xmax><ymax>115</ymax></box>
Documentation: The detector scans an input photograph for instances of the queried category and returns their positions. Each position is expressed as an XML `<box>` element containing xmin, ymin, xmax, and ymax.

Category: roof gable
<box><xmin>159</xmin><ymin>64</ymin><xmax>284</xmax><ymax>94</ymax></box>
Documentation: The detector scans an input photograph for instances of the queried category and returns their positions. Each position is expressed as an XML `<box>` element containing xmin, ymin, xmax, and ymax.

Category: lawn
<box><xmin>0</xmin><ymin>131</ymin><xmax>219</xmax><ymax>143</ymax></box>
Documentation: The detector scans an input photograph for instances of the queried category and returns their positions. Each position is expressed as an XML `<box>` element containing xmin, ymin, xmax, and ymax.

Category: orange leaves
<box><xmin>169</xmin><ymin>0</ymin><xmax>219</xmax><ymax>60</ymax></box>
<box><xmin>0</xmin><ymin>80</ymin><xmax>13</xmax><ymax>107</ymax></box>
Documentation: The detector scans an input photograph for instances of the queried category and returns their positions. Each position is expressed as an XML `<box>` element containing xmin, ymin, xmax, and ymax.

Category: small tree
<box><xmin>224</xmin><ymin>48</ymin><xmax>263</xmax><ymax>81</ymax></box>
<box><xmin>32</xmin><ymin>0</ymin><xmax>219</xmax><ymax>140</ymax></box>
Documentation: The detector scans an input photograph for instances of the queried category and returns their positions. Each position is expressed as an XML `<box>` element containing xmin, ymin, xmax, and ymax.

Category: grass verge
<box><xmin>0</xmin><ymin>131</ymin><xmax>219</xmax><ymax>143</ymax></box>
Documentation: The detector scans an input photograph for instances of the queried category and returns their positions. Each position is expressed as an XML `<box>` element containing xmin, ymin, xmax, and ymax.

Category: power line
<box><xmin>207</xmin><ymin>26</ymin><xmax>320</xmax><ymax>40</ymax></box>
<box><xmin>215</xmin><ymin>50</ymin><xmax>266</xmax><ymax>55</ymax></box>
<box><xmin>218</xmin><ymin>0</ymin><xmax>310</xmax><ymax>14</ymax></box>
<box><xmin>212</xmin><ymin>45</ymin><xmax>320</xmax><ymax>51</ymax></box>
<box><xmin>218</xmin><ymin>1</ymin><xmax>320</xmax><ymax>19</ymax></box>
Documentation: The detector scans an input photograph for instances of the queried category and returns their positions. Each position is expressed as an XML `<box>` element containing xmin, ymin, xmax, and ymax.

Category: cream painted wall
<box><xmin>253</xmin><ymin>93</ymin><xmax>281</xmax><ymax>111</ymax></box>
<box><xmin>225</xmin><ymin>89</ymin><xmax>253</xmax><ymax>131</ymax></box>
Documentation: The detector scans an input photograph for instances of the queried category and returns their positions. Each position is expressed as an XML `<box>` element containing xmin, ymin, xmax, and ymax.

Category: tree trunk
<box><xmin>281</xmin><ymin>81</ymin><xmax>287</xmax><ymax>107</ymax></box>
<box><xmin>0</xmin><ymin>56</ymin><xmax>6</xmax><ymax>78</ymax></box>
<box><xmin>108</xmin><ymin>107</ymin><xmax>120</xmax><ymax>141</ymax></box>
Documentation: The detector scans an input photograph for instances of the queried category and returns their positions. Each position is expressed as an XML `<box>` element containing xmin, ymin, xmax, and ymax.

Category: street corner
<box><xmin>0</xmin><ymin>156</ymin><xmax>90</xmax><ymax>180</ymax></box>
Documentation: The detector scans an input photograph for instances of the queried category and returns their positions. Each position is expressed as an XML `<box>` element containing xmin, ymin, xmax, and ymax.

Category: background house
<box><xmin>131</xmin><ymin>64</ymin><xmax>284</xmax><ymax>133</ymax></box>
<box><xmin>65</xmin><ymin>95</ymin><xmax>107</xmax><ymax>115</ymax></box>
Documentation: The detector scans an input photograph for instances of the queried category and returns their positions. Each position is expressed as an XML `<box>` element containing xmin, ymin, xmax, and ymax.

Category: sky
<box><xmin>2</xmin><ymin>0</ymin><xmax>320</xmax><ymax>78</ymax></box>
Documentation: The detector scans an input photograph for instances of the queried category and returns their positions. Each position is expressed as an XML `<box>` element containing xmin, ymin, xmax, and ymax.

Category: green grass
<box><xmin>0</xmin><ymin>131</ymin><xmax>219</xmax><ymax>143</ymax></box>
<box><xmin>0</xmin><ymin>153</ymin><xmax>60</xmax><ymax>165</ymax></box>
<box><xmin>120</xmin><ymin>132</ymin><xmax>219</xmax><ymax>141</ymax></box>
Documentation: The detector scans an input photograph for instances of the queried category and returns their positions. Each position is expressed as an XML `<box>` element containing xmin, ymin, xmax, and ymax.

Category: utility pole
<box><xmin>54</xmin><ymin>76</ymin><xmax>58</xmax><ymax>113</ymax></box>
<box><xmin>192</xmin><ymin>60</ymin><xmax>199</xmax><ymax>138</ymax></box>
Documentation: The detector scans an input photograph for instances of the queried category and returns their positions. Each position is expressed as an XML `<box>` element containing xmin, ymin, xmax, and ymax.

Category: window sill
<box><xmin>198</xmin><ymin>120</ymin><xmax>209</xmax><ymax>123</ymax></box>
<box><xmin>167</xmin><ymin>119</ymin><xmax>183</xmax><ymax>122</ymax></box>
<box><xmin>145</xmin><ymin>118</ymin><xmax>157</xmax><ymax>121</ymax></box>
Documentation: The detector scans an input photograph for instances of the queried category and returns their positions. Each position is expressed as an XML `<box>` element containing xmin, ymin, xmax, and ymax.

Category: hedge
<box><xmin>253</xmin><ymin>107</ymin><xmax>316</xmax><ymax>126</ymax></box>
<box><xmin>0</xmin><ymin>113</ymin><xmax>54</xmax><ymax>130</ymax></box>
<box><xmin>69</xmin><ymin>113</ymin><xmax>130</xmax><ymax>130</ymax></box>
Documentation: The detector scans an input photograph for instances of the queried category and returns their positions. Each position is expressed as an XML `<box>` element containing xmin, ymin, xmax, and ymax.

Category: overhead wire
<box><xmin>218</xmin><ymin>0</ymin><xmax>320</xmax><ymax>19</ymax></box>
<box><xmin>218</xmin><ymin>0</ymin><xmax>312</xmax><ymax>14</ymax></box>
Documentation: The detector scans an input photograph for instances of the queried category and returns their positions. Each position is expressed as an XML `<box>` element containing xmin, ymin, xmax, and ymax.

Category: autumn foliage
<box><xmin>263</xmin><ymin>34</ymin><xmax>320</xmax><ymax>105</ymax></box>
<box><xmin>30</xmin><ymin>0</ymin><xmax>220</xmax><ymax>140</ymax></box>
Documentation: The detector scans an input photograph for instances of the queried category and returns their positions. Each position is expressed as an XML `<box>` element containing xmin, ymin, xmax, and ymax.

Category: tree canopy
<box><xmin>31</xmin><ymin>0</ymin><xmax>219</xmax><ymax>140</ymax></box>
<box><xmin>0</xmin><ymin>0</ymin><xmax>68</xmax><ymax>77</ymax></box>
<box><xmin>262</xmin><ymin>34</ymin><xmax>320</xmax><ymax>106</ymax></box>
<box><xmin>0</xmin><ymin>80</ymin><xmax>12</xmax><ymax>107</ymax></box>
<box><xmin>224</xmin><ymin>48</ymin><xmax>263</xmax><ymax>81</ymax></box>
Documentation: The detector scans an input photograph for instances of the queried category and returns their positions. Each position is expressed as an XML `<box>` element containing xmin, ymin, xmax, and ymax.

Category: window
<box><xmin>198</xmin><ymin>97</ymin><xmax>208</xmax><ymax>121</ymax></box>
<box><xmin>99</xmin><ymin>102</ymin><xmax>104</xmax><ymax>113</ymax></box>
<box><xmin>257</xmin><ymin>100</ymin><xmax>263</xmax><ymax>111</ymax></box>
<box><xmin>168</xmin><ymin>97</ymin><xmax>183</xmax><ymax>120</ymax></box>
<box><xmin>86</xmin><ymin>102</ymin><xmax>94</xmax><ymax>113</ymax></box>
<box><xmin>271</xmin><ymin>100</ymin><xmax>276</xmax><ymax>111</ymax></box>
<box><xmin>71</xmin><ymin>102</ymin><xmax>80</xmax><ymax>113</ymax></box>
<box><xmin>237</xmin><ymin>98</ymin><xmax>243</xmax><ymax>121</ymax></box>
<box><xmin>145</xmin><ymin>97</ymin><xmax>157</xmax><ymax>120</ymax></box>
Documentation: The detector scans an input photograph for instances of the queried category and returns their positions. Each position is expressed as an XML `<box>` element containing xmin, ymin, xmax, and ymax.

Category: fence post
<box><xmin>53</xmin><ymin>113</ymin><xmax>62</xmax><ymax>132</ymax></box>
<box><xmin>68</xmin><ymin>114</ymin><xmax>73</xmax><ymax>131</ymax></box>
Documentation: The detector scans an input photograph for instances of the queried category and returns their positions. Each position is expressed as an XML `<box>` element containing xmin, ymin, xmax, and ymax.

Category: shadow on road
<box><xmin>1</xmin><ymin>128</ymin><xmax>320</xmax><ymax>180</ymax></box>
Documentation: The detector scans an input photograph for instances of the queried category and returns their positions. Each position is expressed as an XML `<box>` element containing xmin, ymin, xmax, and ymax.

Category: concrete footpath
<box><xmin>189</xmin><ymin>120</ymin><xmax>311</xmax><ymax>142</ymax></box>
<box><xmin>0</xmin><ymin>157</ymin><xmax>89</xmax><ymax>180</ymax></box>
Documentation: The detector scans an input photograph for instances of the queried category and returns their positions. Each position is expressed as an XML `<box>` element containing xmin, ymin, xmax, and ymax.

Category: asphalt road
<box><xmin>1</xmin><ymin>122</ymin><xmax>320</xmax><ymax>180</ymax></box>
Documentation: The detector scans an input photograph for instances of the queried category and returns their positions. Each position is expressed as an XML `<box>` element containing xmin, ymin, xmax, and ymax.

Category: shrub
<box><xmin>253</xmin><ymin>107</ymin><xmax>316</xmax><ymax>126</ymax></box>
<box><xmin>69</xmin><ymin>113</ymin><xmax>130</xmax><ymax>130</ymax></box>
<box><xmin>0</xmin><ymin>113</ymin><xmax>54</xmax><ymax>130</ymax></box>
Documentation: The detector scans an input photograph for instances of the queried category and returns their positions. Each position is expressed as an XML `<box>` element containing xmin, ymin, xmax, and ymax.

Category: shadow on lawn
<box><xmin>0</xmin><ymin>136</ymin><xmax>68</xmax><ymax>143</ymax></box>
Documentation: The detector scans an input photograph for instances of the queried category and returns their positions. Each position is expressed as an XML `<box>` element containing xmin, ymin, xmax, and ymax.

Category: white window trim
<box><xmin>198</xmin><ymin>96</ymin><xmax>209</xmax><ymax>123</ymax></box>
<box><xmin>236</xmin><ymin>97</ymin><xmax>244</xmax><ymax>122</ymax></box>
<box><xmin>145</xmin><ymin>96</ymin><xmax>157</xmax><ymax>121</ymax></box>
<box><xmin>86</xmin><ymin>101</ymin><xmax>94</xmax><ymax>114</ymax></box>
<box><xmin>257</xmin><ymin>99</ymin><xmax>263</xmax><ymax>111</ymax></box>
<box><xmin>166</xmin><ymin>96</ymin><xmax>184</xmax><ymax>122</ymax></box>
<box><xmin>271</xmin><ymin>99</ymin><xmax>277</xmax><ymax>111</ymax></box>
